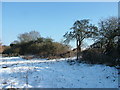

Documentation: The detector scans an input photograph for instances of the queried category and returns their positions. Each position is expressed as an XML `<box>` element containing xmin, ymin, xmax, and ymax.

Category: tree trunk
<box><xmin>76</xmin><ymin>39</ymin><xmax>81</xmax><ymax>60</ymax></box>
<box><xmin>78</xmin><ymin>40</ymin><xmax>81</xmax><ymax>60</ymax></box>
<box><xmin>105</xmin><ymin>40</ymin><xmax>113</xmax><ymax>55</ymax></box>
<box><xmin>76</xmin><ymin>39</ymin><xmax>79</xmax><ymax>60</ymax></box>
<box><xmin>118</xmin><ymin>36</ymin><xmax>120</xmax><ymax>55</ymax></box>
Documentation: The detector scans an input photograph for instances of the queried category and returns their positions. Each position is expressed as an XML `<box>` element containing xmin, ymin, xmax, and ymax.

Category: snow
<box><xmin>0</xmin><ymin>57</ymin><xmax>119</xmax><ymax>88</ymax></box>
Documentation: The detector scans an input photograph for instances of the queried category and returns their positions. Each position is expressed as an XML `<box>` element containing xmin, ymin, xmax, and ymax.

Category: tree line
<box><xmin>63</xmin><ymin>16</ymin><xmax>120</xmax><ymax>66</ymax></box>
<box><xmin>3</xmin><ymin>31</ymin><xmax>70</xmax><ymax>58</ymax></box>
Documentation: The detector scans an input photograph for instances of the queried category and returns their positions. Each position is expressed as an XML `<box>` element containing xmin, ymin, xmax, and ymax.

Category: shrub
<box><xmin>81</xmin><ymin>48</ymin><xmax>119</xmax><ymax>66</ymax></box>
<box><xmin>2</xmin><ymin>46</ymin><xmax>13</xmax><ymax>54</ymax></box>
<box><xmin>82</xmin><ymin>48</ymin><xmax>102</xmax><ymax>64</ymax></box>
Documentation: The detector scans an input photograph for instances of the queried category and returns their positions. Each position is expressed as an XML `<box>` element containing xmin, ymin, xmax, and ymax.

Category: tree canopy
<box><xmin>63</xmin><ymin>19</ymin><xmax>98</xmax><ymax>60</ymax></box>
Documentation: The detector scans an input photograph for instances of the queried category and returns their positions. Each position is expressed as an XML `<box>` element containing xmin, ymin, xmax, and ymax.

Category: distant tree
<box><xmin>36</xmin><ymin>37</ymin><xmax>44</xmax><ymax>43</ymax></box>
<box><xmin>63</xmin><ymin>19</ymin><xmax>98</xmax><ymax>60</ymax></box>
<box><xmin>53</xmin><ymin>42</ymin><xmax>70</xmax><ymax>55</ymax></box>
<box><xmin>18</xmin><ymin>31</ymin><xmax>40</xmax><ymax>43</ymax></box>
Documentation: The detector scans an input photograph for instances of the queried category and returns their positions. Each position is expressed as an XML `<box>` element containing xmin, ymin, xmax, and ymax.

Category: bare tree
<box><xmin>63</xmin><ymin>19</ymin><xmax>98</xmax><ymax>60</ymax></box>
<box><xmin>98</xmin><ymin>17</ymin><xmax>119</xmax><ymax>54</ymax></box>
<box><xmin>18</xmin><ymin>31</ymin><xmax>40</xmax><ymax>43</ymax></box>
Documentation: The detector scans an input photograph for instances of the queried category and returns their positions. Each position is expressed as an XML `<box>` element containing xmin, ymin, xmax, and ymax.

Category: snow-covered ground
<box><xmin>0</xmin><ymin>57</ymin><xmax>119</xmax><ymax>88</ymax></box>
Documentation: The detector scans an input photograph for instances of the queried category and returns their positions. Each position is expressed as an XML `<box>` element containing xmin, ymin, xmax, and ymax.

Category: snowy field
<box><xmin>0</xmin><ymin>57</ymin><xmax>119</xmax><ymax>88</ymax></box>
